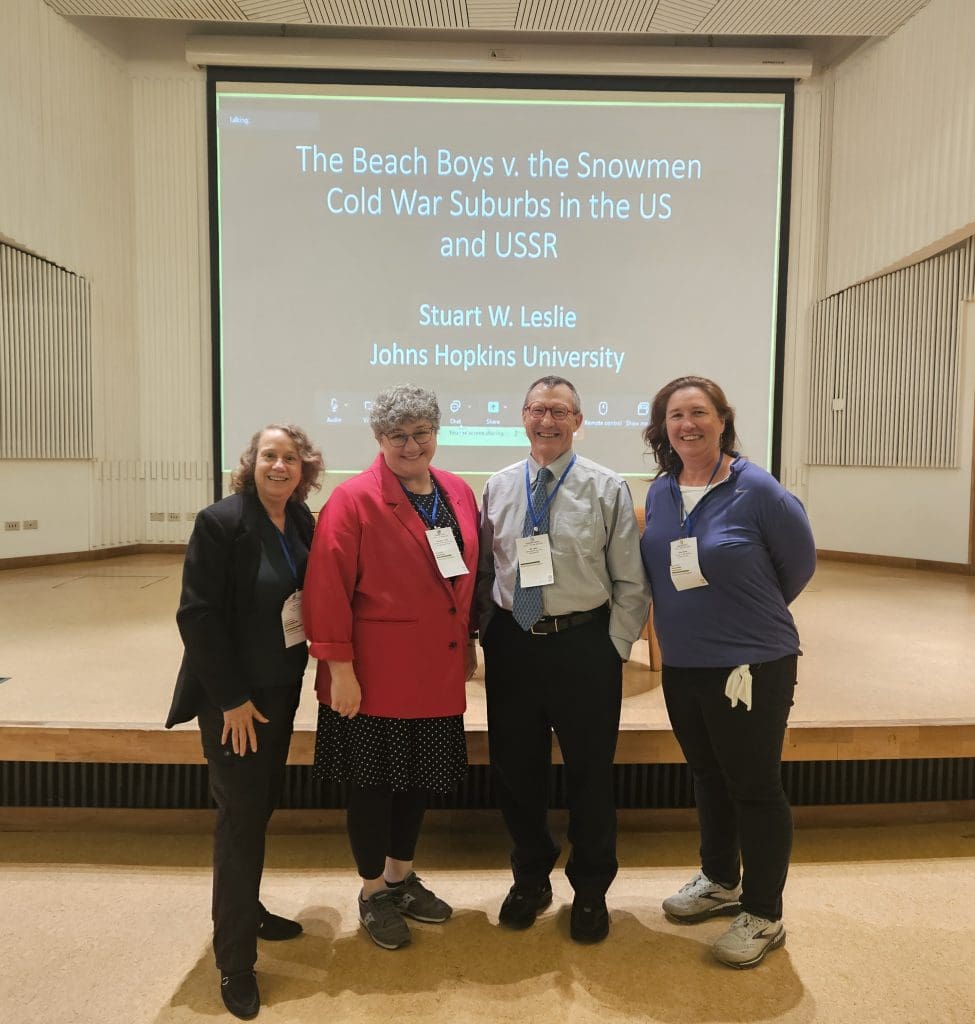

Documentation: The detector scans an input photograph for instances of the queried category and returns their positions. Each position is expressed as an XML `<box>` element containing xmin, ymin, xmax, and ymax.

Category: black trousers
<box><xmin>346</xmin><ymin>785</ymin><xmax>428</xmax><ymax>880</ymax></box>
<box><xmin>662</xmin><ymin>655</ymin><xmax>797</xmax><ymax>922</ymax></box>
<box><xmin>198</xmin><ymin>684</ymin><xmax>300</xmax><ymax>975</ymax></box>
<box><xmin>483</xmin><ymin>607</ymin><xmax>623</xmax><ymax>897</ymax></box>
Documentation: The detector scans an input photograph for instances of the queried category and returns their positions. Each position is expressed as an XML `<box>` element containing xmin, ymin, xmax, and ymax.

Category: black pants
<box><xmin>198</xmin><ymin>684</ymin><xmax>300</xmax><ymax>974</ymax></box>
<box><xmin>483</xmin><ymin>607</ymin><xmax>623</xmax><ymax>897</ymax></box>
<box><xmin>346</xmin><ymin>785</ymin><xmax>428</xmax><ymax>880</ymax></box>
<box><xmin>662</xmin><ymin>655</ymin><xmax>797</xmax><ymax>922</ymax></box>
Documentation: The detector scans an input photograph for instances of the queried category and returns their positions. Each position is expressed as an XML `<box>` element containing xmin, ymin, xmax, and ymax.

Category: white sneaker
<box><xmin>662</xmin><ymin>871</ymin><xmax>742</xmax><ymax>923</ymax></box>
<box><xmin>712</xmin><ymin>912</ymin><xmax>785</xmax><ymax>968</ymax></box>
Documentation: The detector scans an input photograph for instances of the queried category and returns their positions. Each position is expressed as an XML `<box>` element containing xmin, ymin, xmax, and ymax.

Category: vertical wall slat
<box><xmin>132</xmin><ymin>72</ymin><xmax>212</xmax><ymax>543</ymax></box>
<box><xmin>808</xmin><ymin>235</ymin><xmax>972</xmax><ymax>468</ymax></box>
<box><xmin>0</xmin><ymin>243</ymin><xmax>93</xmax><ymax>459</ymax></box>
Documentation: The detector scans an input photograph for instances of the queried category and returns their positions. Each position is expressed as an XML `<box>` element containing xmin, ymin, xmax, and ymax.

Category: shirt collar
<box><xmin>527</xmin><ymin>448</ymin><xmax>575</xmax><ymax>481</ymax></box>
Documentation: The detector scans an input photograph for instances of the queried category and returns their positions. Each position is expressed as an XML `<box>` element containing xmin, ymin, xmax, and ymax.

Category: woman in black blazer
<box><xmin>167</xmin><ymin>424</ymin><xmax>323</xmax><ymax>1021</ymax></box>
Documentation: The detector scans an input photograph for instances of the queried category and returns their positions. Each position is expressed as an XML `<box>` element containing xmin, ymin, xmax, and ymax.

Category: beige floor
<box><xmin>0</xmin><ymin>819</ymin><xmax>973</xmax><ymax>1024</ymax></box>
<box><xmin>1</xmin><ymin>555</ymin><xmax>974</xmax><ymax>733</ymax></box>
<box><xmin>3</xmin><ymin>559</ymin><xmax>972</xmax><ymax>1023</ymax></box>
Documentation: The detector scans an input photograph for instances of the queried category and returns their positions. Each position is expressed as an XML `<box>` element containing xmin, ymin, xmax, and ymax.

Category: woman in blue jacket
<box><xmin>640</xmin><ymin>376</ymin><xmax>816</xmax><ymax>969</ymax></box>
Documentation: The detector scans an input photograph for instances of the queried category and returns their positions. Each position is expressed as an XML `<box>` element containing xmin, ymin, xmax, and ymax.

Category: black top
<box><xmin>403</xmin><ymin>481</ymin><xmax>464</xmax><ymax>553</ymax></box>
<box><xmin>240</xmin><ymin>509</ymin><xmax>310</xmax><ymax>691</ymax></box>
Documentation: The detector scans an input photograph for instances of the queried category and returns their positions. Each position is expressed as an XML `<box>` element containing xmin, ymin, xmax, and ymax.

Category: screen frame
<box><xmin>205</xmin><ymin>66</ymin><xmax>795</xmax><ymax>500</ymax></box>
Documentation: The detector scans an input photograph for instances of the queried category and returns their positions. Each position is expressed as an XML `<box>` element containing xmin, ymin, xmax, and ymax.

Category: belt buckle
<box><xmin>530</xmin><ymin>617</ymin><xmax>557</xmax><ymax>635</ymax></box>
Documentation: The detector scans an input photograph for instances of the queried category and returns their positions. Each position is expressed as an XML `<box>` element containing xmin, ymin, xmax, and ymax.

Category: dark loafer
<box><xmin>498</xmin><ymin>881</ymin><xmax>553</xmax><ymax>929</ymax></box>
<box><xmin>570</xmin><ymin>895</ymin><xmax>609</xmax><ymax>943</ymax></box>
<box><xmin>257</xmin><ymin>909</ymin><xmax>302</xmax><ymax>941</ymax></box>
<box><xmin>220</xmin><ymin>969</ymin><xmax>260</xmax><ymax>1020</ymax></box>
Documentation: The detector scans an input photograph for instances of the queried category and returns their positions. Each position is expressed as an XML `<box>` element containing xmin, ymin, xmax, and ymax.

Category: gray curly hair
<box><xmin>369</xmin><ymin>383</ymin><xmax>441</xmax><ymax>437</ymax></box>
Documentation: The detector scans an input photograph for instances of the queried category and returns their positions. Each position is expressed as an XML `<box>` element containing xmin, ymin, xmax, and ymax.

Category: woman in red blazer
<box><xmin>303</xmin><ymin>383</ymin><xmax>479</xmax><ymax>951</ymax></box>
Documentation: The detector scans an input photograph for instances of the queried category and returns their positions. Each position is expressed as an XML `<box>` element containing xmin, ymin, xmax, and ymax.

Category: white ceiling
<box><xmin>50</xmin><ymin>0</ymin><xmax>933</xmax><ymax>68</ymax></box>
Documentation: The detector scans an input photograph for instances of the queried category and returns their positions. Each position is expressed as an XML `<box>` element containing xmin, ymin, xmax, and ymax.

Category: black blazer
<box><xmin>166</xmin><ymin>490</ymin><xmax>315</xmax><ymax>728</ymax></box>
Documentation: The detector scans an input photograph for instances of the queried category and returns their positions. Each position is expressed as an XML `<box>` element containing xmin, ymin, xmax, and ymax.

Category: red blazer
<box><xmin>304</xmin><ymin>454</ymin><xmax>479</xmax><ymax>718</ymax></box>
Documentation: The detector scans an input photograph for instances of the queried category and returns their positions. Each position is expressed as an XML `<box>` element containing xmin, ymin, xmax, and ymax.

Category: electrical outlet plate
<box><xmin>149</xmin><ymin>512</ymin><xmax>165</xmax><ymax>523</ymax></box>
<box><xmin>4</xmin><ymin>521</ymin><xmax>20</xmax><ymax>531</ymax></box>
<box><xmin>167</xmin><ymin>512</ymin><xmax>181</xmax><ymax>522</ymax></box>
<box><xmin>22</xmin><ymin>520</ymin><xmax>38</xmax><ymax>530</ymax></box>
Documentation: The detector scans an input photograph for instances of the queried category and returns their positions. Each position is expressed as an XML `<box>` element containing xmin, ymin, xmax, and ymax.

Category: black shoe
<box><xmin>570</xmin><ymin>895</ymin><xmax>609</xmax><ymax>943</ymax></box>
<box><xmin>220</xmin><ymin>970</ymin><xmax>260</xmax><ymax>1020</ymax></box>
<box><xmin>498</xmin><ymin>881</ymin><xmax>553</xmax><ymax>930</ymax></box>
<box><xmin>257</xmin><ymin>909</ymin><xmax>302</xmax><ymax>941</ymax></box>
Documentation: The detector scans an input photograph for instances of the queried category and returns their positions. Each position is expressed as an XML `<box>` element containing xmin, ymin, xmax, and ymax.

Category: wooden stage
<box><xmin>1</xmin><ymin>554</ymin><xmax>973</xmax><ymax>767</ymax></box>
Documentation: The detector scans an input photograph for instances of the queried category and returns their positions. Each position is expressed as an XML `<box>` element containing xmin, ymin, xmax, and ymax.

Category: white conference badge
<box><xmin>670</xmin><ymin>537</ymin><xmax>709</xmax><ymax>591</ymax></box>
<box><xmin>516</xmin><ymin>533</ymin><xmax>555</xmax><ymax>587</ymax></box>
<box><xmin>281</xmin><ymin>590</ymin><xmax>306</xmax><ymax>646</ymax></box>
<box><xmin>426</xmin><ymin>527</ymin><xmax>469</xmax><ymax>578</ymax></box>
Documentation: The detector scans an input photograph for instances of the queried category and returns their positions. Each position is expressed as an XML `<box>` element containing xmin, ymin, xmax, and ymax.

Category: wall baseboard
<box><xmin>0</xmin><ymin>544</ymin><xmax>187</xmax><ymax>570</ymax></box>
<box><xmin>4</xmin><ymin>544</ymin><xmax>972</xmax><ymax>574</ymax></box>
<box><xmin>817</xmin><ymin>549</ymin><xmax>973</xmax><ymax>575</ymax></box>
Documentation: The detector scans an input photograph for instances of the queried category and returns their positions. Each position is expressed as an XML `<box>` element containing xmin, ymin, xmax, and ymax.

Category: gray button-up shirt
<box><xmin>477</xmin><ymin>449</ymin><xmax>650</xmax><ymax>660</ymax></box>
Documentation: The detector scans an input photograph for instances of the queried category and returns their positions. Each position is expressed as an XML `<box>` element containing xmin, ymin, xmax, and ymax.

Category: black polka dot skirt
<box><xmin>313</xmin><ymin>705</ymin><xmax>468</xmax><ymax>793</ymax></box>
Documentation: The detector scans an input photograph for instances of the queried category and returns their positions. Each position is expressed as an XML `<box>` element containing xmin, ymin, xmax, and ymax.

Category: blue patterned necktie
<box><xmin>511</xmin><ymin>466</ymin><xmax>553</xmax><ymax>630</ymax></box>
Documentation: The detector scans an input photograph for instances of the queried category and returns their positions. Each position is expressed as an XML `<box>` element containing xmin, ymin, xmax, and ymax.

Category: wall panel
<box><xmin>806</xmin><ymin>300</ymin><xmax>975</xmax><ymax>564</ymax></box>
<box><xmin>778</xmin><ymin>77</ymin><xmax>830</xmax><ymax>502</ymax></box>
<box><xmin>785</xmin><ymin>1</ymin><xmax>975</xmax><ymax>563</ymax></box>
<box><xmin>0</xmin><ymin>0</ymin><xmax>138</xmax><ymax>552</ymax></box>
<box><xmin>826</xmin><ymin>0</ymin><xmax>975</xmax><ymax>293</ymax></box>
<box><xmin>0</xmin><ymin>6</ymin><xmax>211</xmax><ymax>552</ymax></box>
<box><xmin>131</xmin><ymin>72</ymin><xmax>212</xmax><ymax>543</ymax></box>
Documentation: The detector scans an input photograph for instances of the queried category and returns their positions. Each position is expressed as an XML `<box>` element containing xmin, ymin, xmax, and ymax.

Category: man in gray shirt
<box><xmin>477</xmin><ymin>374</ymin><xmax>650</xmax><ymax>943</ymax></box>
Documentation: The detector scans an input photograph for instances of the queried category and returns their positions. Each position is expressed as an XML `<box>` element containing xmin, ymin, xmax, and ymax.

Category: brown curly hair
<box><xmin>232</xmin><ymin>423</ymin><xmax>324</xmax><ymax>504</ymax></box>
<box><xmin>642</xmin><ymin>376</ymin><xmax>738</xmax><ymax>476</ymax></box>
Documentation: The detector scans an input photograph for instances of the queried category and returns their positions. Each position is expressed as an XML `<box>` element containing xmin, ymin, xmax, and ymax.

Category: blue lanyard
<box><xmin>670</xmin><ymin>452</ymin><xmax>724</xmax><ymax>537</ymax></box>
<box><xmin>524</xmin><ymin>455</ymin><xmax>576</xmax><ymax>533</ymax></box>
<box><xmin>276</xmin><ymin>527</ymin><xmax>298</xmax><ymax>582</ymax></box>
<box><xmin>403</xmin><ymin>481</ymin><xmax>440</xmax><ymax>528</ymax></box>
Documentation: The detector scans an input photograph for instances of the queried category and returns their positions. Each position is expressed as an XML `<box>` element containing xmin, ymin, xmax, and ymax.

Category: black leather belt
<box><xmin>528</xmin><ymin>606</ymin><xmax>607</xmax><ymax>636</ymax></box>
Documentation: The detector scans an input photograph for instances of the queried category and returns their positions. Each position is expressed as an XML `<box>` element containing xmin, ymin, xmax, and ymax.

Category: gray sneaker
<box><xmin>712</xmin><ymin>911</ymin><xmax>785</xmax><ymax>968</ymax></box>
<box><xmin>390</xmin><ymin>872</ymin><xmax>452</xmax><ymax>923</ymax></box>
<box><xmin>662</xmin><ymin>871</ymin><xmax>742</xmax><ymax>923</ymax></box>
<box><xmin>358</xmin><ymin>889</ymin><xmax>411</xmax><ymax>949</ymax></box>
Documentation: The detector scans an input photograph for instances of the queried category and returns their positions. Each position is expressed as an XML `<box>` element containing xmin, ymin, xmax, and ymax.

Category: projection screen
<box><xmin>210</xmin><ymin>73</ymin><xmax>792</xmax><ymax>490</ymax></box>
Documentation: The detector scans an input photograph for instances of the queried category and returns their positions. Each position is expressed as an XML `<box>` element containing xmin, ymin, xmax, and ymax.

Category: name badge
<box><xmin>516</xmin><ymin>533</ymin><xmax>555</xmax><ymax>587</ymax></box>
<box><xmin>426</xmin><ymin>527</ymin><xmax>469</xmax><ymax>578</ymax></box>
<box><xmin>281</xmin><ymin>590</ymin><xmax>306</xmax><ymax>647</ymax></box>
<box><xmin>670</xmin><ymin>537</ymin><xmax>709</xmax><ymax>591</ymax></box>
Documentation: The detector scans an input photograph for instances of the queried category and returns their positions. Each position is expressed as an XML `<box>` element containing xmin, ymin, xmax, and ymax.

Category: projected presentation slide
<box><xmin>214</xmin><ymin>79</ymin><xmax>788</xmax><ymax>477</ymax></box>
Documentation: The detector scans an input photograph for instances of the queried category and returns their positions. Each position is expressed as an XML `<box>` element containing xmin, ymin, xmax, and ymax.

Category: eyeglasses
<box><xmin>385</xmin><ymin>428</ymin><xmax>435</xmax><ymax>448</ymax></box>
<box><xmin>524</xmin><ymin>403</ymin><xmax>575</xmax><ymax>421</ymax></box>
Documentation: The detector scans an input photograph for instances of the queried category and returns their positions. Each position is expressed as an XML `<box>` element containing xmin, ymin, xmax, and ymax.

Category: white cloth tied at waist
<box><xmin>725</xmin><ymin>665</ymin><xmax>752</xmax><ymax>710</ymax></box>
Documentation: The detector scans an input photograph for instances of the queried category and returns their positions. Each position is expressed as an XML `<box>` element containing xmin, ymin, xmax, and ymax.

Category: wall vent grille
<box><xmin>3</xmin><ymin>758</ymin><xmax>973</xmax><ymax>809</ymax></box>
<box><xmin>808</xmin><ymin>236</ymin><xmax>975</xmax><ymax>467</ymax></box>
<box><xmin>0</xmin><ymin>243</ymin><xmax>92</xmax><ymax>459</ymax></box>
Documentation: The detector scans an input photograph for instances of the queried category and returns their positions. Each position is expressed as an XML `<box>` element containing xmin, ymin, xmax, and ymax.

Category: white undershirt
<box><xmin>679</xmin><ymin>484</ymin><xmax>709</xmax><ymax>515</ymax></box>
<box><xmin>679</xmin><ymin>467</ymin><xmax>732</xmax><ymax>518</ymax></box>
